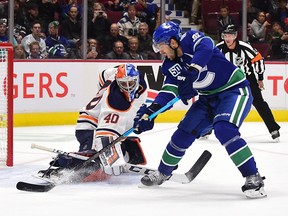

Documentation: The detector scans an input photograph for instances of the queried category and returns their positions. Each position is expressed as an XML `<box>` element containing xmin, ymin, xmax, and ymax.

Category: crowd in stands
<box><xmin>2</xmin><ymin>0</ymin><xmax>288</xmax><ymax>60</ymax></box>
<box><xmin>0</xmin><ymin>0</ymin><xmax>161</xmax><ymax>60</ymax></box>
<box><xmin>199</xmin><ymin>0</ymin><xmax>288</xmax><ymax>60</ymax></box>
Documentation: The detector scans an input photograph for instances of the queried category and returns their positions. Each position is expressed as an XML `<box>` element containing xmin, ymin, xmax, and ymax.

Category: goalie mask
<box><xmin>152</xmin><ymin>21</ymin><xmax>182</xmax><ymax>53</ymax></box>
<box><xmin>115</xmin><ymin>63</ymin><xmax>140</xmax><ymax>102</ymax></box>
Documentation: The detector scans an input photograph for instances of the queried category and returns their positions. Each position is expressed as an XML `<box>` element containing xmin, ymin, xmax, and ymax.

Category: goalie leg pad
<box><xmin>122</xmin><ymin>136</ymin><xmax>147</xmax><ymax>165</ymax></box>
<box><xmin>49</xmin><ymin>151</ymin><xmax>100</xmax><ymax>169</ymax></box>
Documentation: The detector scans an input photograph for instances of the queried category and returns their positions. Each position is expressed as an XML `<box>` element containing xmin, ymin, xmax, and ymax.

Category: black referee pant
<box><xmin>247</xmin><ymin>75</ymin><xmax>281</xmax><ymax>133</ymax></box>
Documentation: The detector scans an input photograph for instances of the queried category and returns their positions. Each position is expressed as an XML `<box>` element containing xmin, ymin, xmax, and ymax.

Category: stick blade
<box><xmin>185</xmin><ymin>150</ymin><xmax>212</xmax><ymax>182</ymax></box>
<box><xmin>16</xmin><ymin>181</ymin><xmax>55</xmax><ymax>192</ymax></box>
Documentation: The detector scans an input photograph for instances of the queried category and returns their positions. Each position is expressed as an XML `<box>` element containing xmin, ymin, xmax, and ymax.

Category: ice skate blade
<box><xmin>199</xmin><ymin>135</ymin><xmax>210</xmax><ymax>140</ymax></box>
<box><xmin>138</xmin><ymin>184</ymin><xmax>160</xmax><ymax>189</ymax></box>
<box><xmin>272</xmin><ymin>137</ymin><xmax>280</xmax><ymax>143</ymax></box>
<box><xmin>244</xmin><ymin>187</ymin><xmax>267</xmax><ymax>199</ymax></box>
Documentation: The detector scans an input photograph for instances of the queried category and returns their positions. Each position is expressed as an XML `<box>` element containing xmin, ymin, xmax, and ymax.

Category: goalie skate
<box><xmin>241</xmin><ymin>172</ymin><xmax>267</xmax><ymax>199</ymax></box>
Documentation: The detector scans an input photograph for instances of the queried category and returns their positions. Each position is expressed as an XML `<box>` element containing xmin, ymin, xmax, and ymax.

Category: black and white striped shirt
<box><xmin>216</xmin><ymin>40</ymin><xmax>265</xmax><ymax>80</ymax></box>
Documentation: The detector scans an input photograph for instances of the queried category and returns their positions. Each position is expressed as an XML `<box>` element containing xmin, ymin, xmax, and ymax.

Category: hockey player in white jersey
<box><xmin>39</xmin><ymin>63</ymin><xmax>148</xmax><ymax>181</ymax></box>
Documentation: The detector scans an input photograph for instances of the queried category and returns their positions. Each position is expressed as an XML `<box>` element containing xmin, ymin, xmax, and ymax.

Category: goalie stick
<box><xmin>16</xmin><ymin>150</ymin><xmax>212</xmax><ymax>192</ymax></box>
<box><xmin>72</xmin><ymin>97</ymin><xmax>180</xmax><ymax>172</ymax></box>
<box><xmin>30</xmin><ymin>143</ymin><xmax>212</xmax><ymax>184</ymax></box>
<box><xmin>17</xmin><ymin>97</ymin><xmax>180</xmax><ymax>192</ymax></box>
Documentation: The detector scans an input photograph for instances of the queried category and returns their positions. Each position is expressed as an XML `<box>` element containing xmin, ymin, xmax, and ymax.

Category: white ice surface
<box><xmin>0</xmin><ymin>122</ymin><xmax>288</xmax><ymax>216</ymax></box>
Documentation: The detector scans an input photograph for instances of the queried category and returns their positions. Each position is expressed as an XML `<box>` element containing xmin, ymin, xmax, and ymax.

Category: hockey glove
<box><xmin>178</xmin><ymin>77</ymin><xmax>198</xmax><ymax>105</ymax></box>
<box><xmin>181</xmin><ymin>63</ymin><xmax>199</xmax><ymax>81</ymax></box>
<box><xmin>133</xmin><ymin>103</ymin><xmax>162</xmax><ymax>134</ymax></box>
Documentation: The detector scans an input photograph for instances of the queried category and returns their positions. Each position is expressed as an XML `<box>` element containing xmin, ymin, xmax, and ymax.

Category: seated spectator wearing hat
<box><xmin>0</xmin><ymin>19</ymin><xmax>17</xmax><ymax>45</ymax></box>
<box><xmin>45</xmin><ymin>21</ymin><xmax>70</xmax><ymax>59</ymax></box>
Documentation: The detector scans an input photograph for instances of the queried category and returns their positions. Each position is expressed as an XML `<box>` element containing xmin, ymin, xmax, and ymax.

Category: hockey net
<box><xmin>0</xmin><ymin>43</ymin><xmax>13</xmax><ymax>166</ymax></box>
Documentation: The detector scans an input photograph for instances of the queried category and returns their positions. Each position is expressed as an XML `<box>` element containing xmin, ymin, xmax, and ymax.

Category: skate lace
<box><xmin>246</xmin><ymin>174</ymin><xmax>265</xmax><ymax>188</ymax></box>
<box><xmin>148</xmin><ymin>171</ymin><xmax>163</xmax><ymax>182</ymax></box>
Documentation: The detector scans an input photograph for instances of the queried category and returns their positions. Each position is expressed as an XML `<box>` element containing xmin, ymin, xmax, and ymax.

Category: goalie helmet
<box><xmin>115</xmin><ymin>63</ymin><xmax>140</xmax><ymax>102</ymax></box>
<box><xmin>152</xmin><ymin>21</ymin><xmax>182</xmax><ymax>52</ymax></box>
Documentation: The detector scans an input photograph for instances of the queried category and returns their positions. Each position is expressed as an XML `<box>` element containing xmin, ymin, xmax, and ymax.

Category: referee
<box><xmin>216</xmin><ymin>24</ymin><xmax>280</xmax><ymax>142</ymax></box>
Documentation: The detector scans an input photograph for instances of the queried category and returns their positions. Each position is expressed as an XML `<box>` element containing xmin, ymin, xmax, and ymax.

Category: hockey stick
<box><xmin>31</xmin><ymin>143</ymin><xmax>89</xmax><ymax>160</ymax></box>
<box><xmin>72</xmin><ymin>97</ymin><xmax>180</xmax><ymax>172</ymax></box>
<box><xmin>16</xmin><ymin>98</ymin><xmax>180</xmax><ymax>192</ymax></box>
<box><xmin>16</xmin><ymin>145</ymin><xmax>211</xmax><ymax>192</ymax></box>
<box><xmin>31</xmin><ymin>143</ymin><xmax>211</xmax><ymax>184</ymax></box>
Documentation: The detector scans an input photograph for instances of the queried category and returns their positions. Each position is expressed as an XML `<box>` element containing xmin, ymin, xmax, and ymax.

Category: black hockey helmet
<box><xmin>222</xmin><ymin>24</ymin><xmax>238</xmax><ymax>34</ymax></box>
<box><xmin>221</xmin><ymin>24</ymin><xmax>238</xmax><ymax>40</ymax></box>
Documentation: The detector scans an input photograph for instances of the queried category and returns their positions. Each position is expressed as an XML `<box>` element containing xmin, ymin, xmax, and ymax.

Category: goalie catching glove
<box><xmin>133</xmin><ymin>103</ymin><xmax>162</xmax><ymax>134</ymax></box>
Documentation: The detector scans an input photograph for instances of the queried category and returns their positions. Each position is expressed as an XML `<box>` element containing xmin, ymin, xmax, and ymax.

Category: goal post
<box><xmin>0</xmin><ymin>43</ymin><xmax>13</xmax><ymax>166</ymax></box>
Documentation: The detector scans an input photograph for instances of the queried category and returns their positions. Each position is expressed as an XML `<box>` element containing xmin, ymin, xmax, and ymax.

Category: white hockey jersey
<box><xmin>75</xmin><ymin>69</ymin><xmax>147</xmax><ymax>140</ymax></box>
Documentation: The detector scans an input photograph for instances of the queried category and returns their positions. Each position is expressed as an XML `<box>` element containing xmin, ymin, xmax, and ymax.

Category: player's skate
<box><xmin>271</xmin><ymin>130</ymin><xmax>280</xmax><ymax>142</ymax></box>
<box><xmin>199</xmin><ymin>129</ymin><xmax>213</xmax><ymax>140</ymax></box>
<box><xmin>141</xmin><ymin>170</ymin><xmax>170</xmax><ymax>186</ymax></box>
<box><xmin>241</xmin><ymin>172</ymin><xmax>267</xmax><ymax>199</ymax></box>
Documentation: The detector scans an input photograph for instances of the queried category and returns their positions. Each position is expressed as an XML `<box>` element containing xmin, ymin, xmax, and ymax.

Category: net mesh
<box><xmin>0</xmin><ymin>48</ymin><xmax>8</xmax><ymax>165</ymax></box>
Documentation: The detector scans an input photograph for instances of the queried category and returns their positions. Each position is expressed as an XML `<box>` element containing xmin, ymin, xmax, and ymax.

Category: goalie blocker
<box><xmin>42</xmin><ymin>136</ymin><xmax>146</xmax><ymax>180</ymax></box>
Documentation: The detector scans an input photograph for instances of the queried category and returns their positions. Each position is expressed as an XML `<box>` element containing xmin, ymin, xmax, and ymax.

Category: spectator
<box><xmin>248</xmin><ymin>11</ymin><xmax>271</xmax><ymax>42</ymax></box>
<box><xmin>271</xmin><ymin>0</ymin><xmax>288</xmax><ymax>29</ymax></box>
<box><xmin>27</xmin><ymin>41</ymin><xmax>44</xmax><ymax>59</ymax></box>
<box><xmin>24</xmin><ymin>3</ymin><xmax>43</xmax><ymax>35</ymax></box>
<box><xmin>60</xmin><ymin>4</ymin><xmax>82</xmax><ymax>48</ymax></box>
<box><xmin>14</xmin><ymin>24</ymin><xmax>27</xmax><ymax>44</ymax></box>
<box><xmin>0</xmin><ymin>19</ymin><xmax>17</xmax><ymax>45</ymax></box>
<box><xmin>134</xmin><ymin>0</ymin><xmax>150</xmax><ymax>23</ymax></box>
<box><xmin>0</xmin><ymin>1</ymin><xmax>8</xmax><ymax>18</ymax></box>
<box><xmin>217</xmin><ymin>5</ymin><xmax>235</xmax><ymax>42</ymax></box>
<box><xmin>45</xmin><ymin>21</ymin><xmax>70</xmax><ymax>59</ymax></box>
<box><xmin>87</xmin><ymin>38</ymin><xmax>103</xmax><ymax>59</ymax></box>
<box><xmin>251</xmin><ymin>0</ymin><xmax>278</xmax><ymax>17</ymax></box>
<box><xmin>21</xmin><ymin>20</ymin><xmax>47</xmax><ymax>58</ymax></box>
<box><xmin>190</xmin><ymin>0</ymin><xmax>201</xmax><ymax>25</ymax></box>
<box><xmin>127</xmin><ymin>36</ymin><xmax>146</xmax><ymax>59</ymax></box>
<box><xmin>240</xmin><ymin>0</ymin><xmax>260</xmax><ymax>26</ymax></box>
<box><xmin>14</xmin><ymin>0</ymin><xmax>27</xmax><ymax>33</ymax></box>
<box><xmin>269</xmin><ymin>22</ymin><xmax>288</xmax><ymax>59</ymax></box>
<box><xmin>88</xmin><ymin>2</ymin><xmax>111</xmax><ymax>44</ymax></box>
<box><xmin>146</xmin><ymin>6</ymin><xmax>169</xmax><ymax>37</ymax></box>
<box><xmin>103</xmin><ymin>0</ymin><xmax>123</xmax><ymax>11</ymax></box>
<box><xmin>104</xmin><ymin>40</ymin><xmax>130</xmax><ymax>59</ymax></box>
<box><xmin>117</xmin><ymin>4</ymin><xmax>141</xmax><ymax>39</ymax></box>
<box><xmin>137</xmin><ymin>22</ymin><xmax>159</xmax><ymax>59</ymax></box>
<box><xmin>38</xmin><ymin>0</ymin><xmax>63</xmax><ymax>35</ymax></box>
<box><xmin>62</xmin><ymin>0</ymin><xmax>82</xmax><ymax>20</ymax></box>
<box><xmin>14</xmin><ymin>44</ymin><xmax>26</xmax><ymax>59</ymax></box>
<box><xmin>101</xmin><ymin>23</ymin><xmax>128</xmax><ymax>55</ymax></box>
<box><xmin>72</xmin><ymin>38</ymin><xmax>102</xmax><ymax>59</ymax></box>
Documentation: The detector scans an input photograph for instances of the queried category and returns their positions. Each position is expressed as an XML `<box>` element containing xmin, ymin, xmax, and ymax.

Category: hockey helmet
<box><xmin>221</xmin><ymin>24</ymin><xmax>238</xmax><ymax>39</ymax></box>
<box><xmin>152</xmin><ymin>21</ymin><xmax>182</xmax><ymax>52</ymax></box>
<box><xmin>115</xmin><ymin>63</ymin><xmax>140</xmax><ymax>102</ymax></box>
